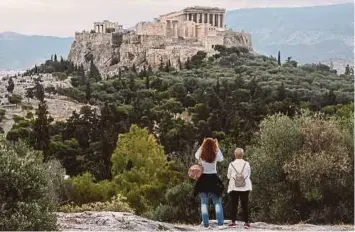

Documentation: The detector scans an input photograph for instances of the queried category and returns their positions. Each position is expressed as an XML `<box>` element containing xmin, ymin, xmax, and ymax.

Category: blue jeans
<box><xmin>200</xmin><ymin>192</ymin><xmax>224</xmax><ymax>227</ymax></box>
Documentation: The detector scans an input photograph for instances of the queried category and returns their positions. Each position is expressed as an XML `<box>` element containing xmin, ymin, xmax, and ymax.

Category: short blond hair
<box><xmin>234</xmin><ymin>148</ymin><xmax>244</xmax><ymax>159</ymax></box>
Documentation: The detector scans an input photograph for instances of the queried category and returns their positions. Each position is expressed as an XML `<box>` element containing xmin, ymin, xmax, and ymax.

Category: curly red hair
<box><xmin>200</xmin><ymin>138</ymin><xmax>218</xmax><ymax>163</ymax></box>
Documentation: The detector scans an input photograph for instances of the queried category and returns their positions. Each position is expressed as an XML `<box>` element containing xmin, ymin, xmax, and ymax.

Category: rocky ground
<box><xmin>57</xmin><ymin>211</ymin><xmax>354</xmax><ymax>231</ymax></box>
<box><xmin>0</xmin><ymin>73</ymin><xmax>87</xmax><ymax>133</ymax></box>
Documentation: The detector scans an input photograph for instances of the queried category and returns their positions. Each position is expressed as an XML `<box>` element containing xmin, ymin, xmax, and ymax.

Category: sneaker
<box><xmin>244</xmin><ymin>223</ymin><xmax>251</xmax><ymax>229</ymax></box>
<box><xmin>217</xmin><ymin>224</ymin><xmax>228</xmax><ymax>230</ymax></box>
<box><xmin>228</xmin><ymin>222</ymin><xmax>237</xmax><ymax>228</ymax></box>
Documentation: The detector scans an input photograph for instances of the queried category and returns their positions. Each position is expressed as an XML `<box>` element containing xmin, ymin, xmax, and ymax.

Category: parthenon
<box><xmin>136</xmin><ymin>6</ymin><xmax>227</xmax><ymax>38</ymax></box>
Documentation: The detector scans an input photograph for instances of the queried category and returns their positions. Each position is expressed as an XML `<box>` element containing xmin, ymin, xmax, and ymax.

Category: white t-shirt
<box><xmin>227</xmin><ymin>159</ymin><xmax>252</xmax><ymax>192</ymax></box>
<box><xmin>195</xmin><ymin>147</ymin><xmax>224</xmax><ymax>174</ymax></box>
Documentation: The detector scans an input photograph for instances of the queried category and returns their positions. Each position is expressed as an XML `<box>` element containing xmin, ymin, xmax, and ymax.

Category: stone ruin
<box><xmin>68</xmin><ymin>6</ymin><xmax>253</xmax><ymax>75</ymax></box>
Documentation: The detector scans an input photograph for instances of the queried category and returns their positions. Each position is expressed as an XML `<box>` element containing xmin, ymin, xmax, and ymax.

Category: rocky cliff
<box><xmin>68</xmin><ymin>30</ymin><xmax>252</xmax><ymax>76</ymax></box>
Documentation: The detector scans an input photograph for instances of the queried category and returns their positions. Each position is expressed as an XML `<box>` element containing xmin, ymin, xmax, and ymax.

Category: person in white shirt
<box><xmin>194</xmin><ymin>138</ymin><xmax>225</xmax><ymax>229</ymax></box>
<box><xmin>227</xmin><ymin>148</ymin><xmax>252</xmax><ymax>229</ymax></box>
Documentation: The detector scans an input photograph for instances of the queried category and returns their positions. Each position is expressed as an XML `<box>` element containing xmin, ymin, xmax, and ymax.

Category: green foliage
<box><xmin>69</xmin><ymin>172</ymin><xmax>117</xmax><ymax>205</ymax></box>
<box><xmin>0</xmin><ymin>109</ymin><xmax>6</xmax><ymax>122</ymax></box>
<box><xmin>152</xmin><ymin>181</ymin><xmax>200</xmax><ymax>223</ymax></box>
<box><xmin>59</xmin><ymin>194</ymin><xmax>132</xmax><ymax>213</ymax></box>
<box><xmin>111</xmin><ymin>125</ymin><xmax>183</xmax><ymax>214</ymax></box>
<box><xmin>8</xmin><ymin>94</ymin><xmax>22</xmax><ymax>105</ymax></box>
<box><xmin>0</xmin><ymin>138</ymin><xmax>57</xmax><ymax>230</ymax></box>
<box><xmin>7</xmin><ymin>77</ymin><xmax>14</xmax><ymax>93</ymax></box>
<box><xmin>249</xmin><ymin>112</ymin><xmax>354</xmax><ymax>224</ymax></box>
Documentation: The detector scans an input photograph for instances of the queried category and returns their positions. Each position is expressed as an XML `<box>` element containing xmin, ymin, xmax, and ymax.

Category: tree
<box><xmin>54</xmin><ymin>54</ymin><xmax>58</xmax><ymax>62</ymax></box>
<box><xmin>277</xmin><ymin>51</ymin><xmax>281</xmax><ymax>66</ymax></box>
<box><xmin>34</xmin><ymin>80</ymin><xmax>45</xmax><ymax>102</ymax></box>
<box><xmin>89</xmin><ymin>59</ymin><xmax>102</xmax><ymax>82</ymax></box>
<box><xmin>111</xmin><ymin>125</ymin><xmax>183</xmax><ymax>214</ymax></box>
<box><xmin>159</xmin><ymin>57</ymin><xmax>164</xmax><ymax>71</ymax></box>
<box><xmin>7</xmin><ymin>77</ymin><xmax>14</xmax><ymax>93</ymax></box>
<box><xmin>32</xmin><ymin>101</ymin><xmax>53</xmax><ymax>161</ymax></box>
<box><xmin>178</xmin><ymin>59</ymin><xmax>183</xmax><ymax>70</ymax></box>
<box><xmin>132</xmin><ymin>64</ymin><xmax>137</xmax><ymax>74</ymax></box>
<box><xmin>145</xmin><ymin>76</ymin><xmax>150</xmax><ymax>89</ymax></box>
<box><xmin>185</xmin><ymin>57</ymin><xmax>192</xmax><ymax>70</ymax></box>
<box><xmin>85</xmin><ymin>79</ymin><xmax>91</xmax><ymax>104</ymax></box>
<box><xmin>0</xmin><ymin>138</ymin><xmax>58</xmax><ymax>230</ymax></box>
<box><xmin>345</xmin><ymin>64</ymin><xmax>350</xmax><ymax>75</ymax></box>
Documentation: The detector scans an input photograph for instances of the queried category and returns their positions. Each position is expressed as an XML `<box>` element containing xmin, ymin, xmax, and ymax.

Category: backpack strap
<box><xmin>231</xmin><ymin>162</ymin><xmax>247</xmax><ymax>175</ymax></box>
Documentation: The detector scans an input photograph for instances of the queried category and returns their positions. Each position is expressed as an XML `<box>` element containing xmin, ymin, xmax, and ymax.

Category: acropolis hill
<box><xmin>68</xmin><ymin>6</ymin><xmax>253</xmax><ymax>75</ymax></box>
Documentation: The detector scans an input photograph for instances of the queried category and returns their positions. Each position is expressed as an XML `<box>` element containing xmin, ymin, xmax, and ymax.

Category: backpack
<box><xmin>231</xmin><ymin>162</ymin><xmax>247</xmax><ymax>188</ymax></box>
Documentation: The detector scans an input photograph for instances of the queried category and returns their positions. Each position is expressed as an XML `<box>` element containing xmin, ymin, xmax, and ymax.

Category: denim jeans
<box><xmin>200</xmin><ymin>192</ymin><xmax>224</xmax><ymax>227</ymax></box>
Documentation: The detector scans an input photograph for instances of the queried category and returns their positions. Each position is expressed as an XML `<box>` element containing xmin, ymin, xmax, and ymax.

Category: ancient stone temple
<box><xmin>94</xmin><ymin>20</ymin><xmax>123</xmax><ymax>33</ymax></box>
<box><xmin>69</xmin><ymin>6</ymin><xmax>253</xmax><ymax>76</ymax></box>
<box><xmin>136</xmin><ymin>6</ymin><xmax>226</xmax><ymax>38</ymax></box>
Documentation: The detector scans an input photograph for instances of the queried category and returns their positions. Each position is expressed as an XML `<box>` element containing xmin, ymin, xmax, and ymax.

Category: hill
<box><xmin>225</xmin><ymin>3</ymin><xmax>354</xmax><ymax>71</ymax></box>
<box><xmin>0</xmin><ymin>3</ymin><xmax>353</xmax><ymax>71</ymax></box>
<box><xmin>0</xmin><ymin>32</ymin><xmax>73</xmax><ymax>70</ymax></box>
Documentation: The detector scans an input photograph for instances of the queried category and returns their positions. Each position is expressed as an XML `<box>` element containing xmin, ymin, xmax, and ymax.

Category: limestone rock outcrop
<box><xmin>68</xmin><ymin>6</ymin><xmax>253</xmax><ymax>76</ymax></box>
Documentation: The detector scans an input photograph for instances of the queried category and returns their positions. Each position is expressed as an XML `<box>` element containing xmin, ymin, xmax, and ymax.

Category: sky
<box><xmin>0</xmin><ymin>0</ymin><xmax>353</xmax><ymax>37</ymax></box>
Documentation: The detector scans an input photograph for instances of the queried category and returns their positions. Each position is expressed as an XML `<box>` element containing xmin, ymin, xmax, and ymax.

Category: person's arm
<box><xmin>216</xmin><ymin>148</ymin><xmax>224</xmax><ymax>162</ymax></box>
<box><xmin>227</xmin><ymin>163</ymin><xmax>232</xmax><ymax>179</ymax></box>
<box><xmin>246</xmin><ymin>162</ymin><xmax>251</xmax><ymax>178</ymax></box>
<box><xmin>195</xmin><ymin>147</ymin><xmax>202</xmax><ymax>160</ymax></box>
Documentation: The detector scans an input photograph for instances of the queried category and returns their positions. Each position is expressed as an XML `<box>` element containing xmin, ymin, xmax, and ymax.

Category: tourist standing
<box><xmin>227</xmin><ymin>148</ymin><xmax>252</xmax><ymax>229</ymax></box>
<box><xmin>194</xmin><ymin>138</ymin><xmax>225</xmax><ymax>229</ymax></box>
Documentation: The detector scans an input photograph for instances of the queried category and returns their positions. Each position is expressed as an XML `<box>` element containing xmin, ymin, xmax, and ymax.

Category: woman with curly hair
<box><xmin>194</xmin><ymin>138</ymin><xmax>225</xmax><ymax>229</ymax></box>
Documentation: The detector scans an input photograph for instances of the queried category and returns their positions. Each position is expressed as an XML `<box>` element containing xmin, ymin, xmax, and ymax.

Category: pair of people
<box><xmin>194</xmin><ymin>138</ymin><xmax>252</xmax><ymax>229</ymax></box>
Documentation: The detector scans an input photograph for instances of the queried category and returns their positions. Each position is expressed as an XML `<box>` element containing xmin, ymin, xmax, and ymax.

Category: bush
<box><xmin>249</xmin><ymin>112</ymin><xmax>354</xmax><ymax>224</ymax></box>
<box><xmin>152</xmin><ymin>181</ymin><xmax>200</xmax><ymax>223</ymax></box>
<box><xmin>69</xmin><ymin>172</ymin><xmax>117</xmax><ymax>205</ymax></box>
<box><xmin>8</xmin><ymin>94</ymin><xmax>22</xmax><ymax>105</ymax></box>
<box><xmin>0</xmin><ymin>109</ymin><xmax>5</xmax><ymax>122</ymax></box>
<box><xmin>0</xmin><ymin>138</ymin><xmax>57</xmax><ymax>230</ymax></box>
<box><xmin>59</xmin><ymin>194</ymin><xmax>132</xmax><ymax>213</ymax></box>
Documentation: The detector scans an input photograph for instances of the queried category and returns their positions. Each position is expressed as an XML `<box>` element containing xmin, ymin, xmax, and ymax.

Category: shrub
<box><xmin>59</xmin><ymin>194</ymin><xmax>132</xmax><ymax>213</ymax></box>
<box><xmin>0</xmin><ymin>138</ymin><xmax>57</xmax><ymax>230</ymax></box>
<box><xmin>8</xmin><ymin>94</ymin><xmax>22</xmax><ymax>105</ymax></box>
<box><xmin>249</xmin><ymin>112</ymin><xmax>354</xmax><ymax>224</ymax></box>
<box><xmin>152</xmin><ymin>181</ymin><xmax>200</xmax><ymax>223</ymax></box>
<box><xmin>0</xmin><ymin>109</ymin><xmax>5</xmax><ymax>122</ymax></box>
<box><xmin>69</xmin><ymin>172</ymin><xmax>117</xmax><ymax>205</ymax></box>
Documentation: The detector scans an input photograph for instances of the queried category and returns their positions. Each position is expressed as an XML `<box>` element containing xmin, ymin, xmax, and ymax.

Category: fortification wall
<box><xmin>136</xmin><ymin>22</ymin><xmax>166</xmax><ymax>36</ymax></box>
<box><xmin>74</xmin><ymin>32</ymin><xmax>112</xmax><ymax>45</ymax></box>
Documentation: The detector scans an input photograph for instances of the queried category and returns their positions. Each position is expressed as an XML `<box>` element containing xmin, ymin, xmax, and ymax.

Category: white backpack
<box><xmin>231</xmin><ymin>162</ymin><xmax>247</xmax><ymax>188</ymax></box>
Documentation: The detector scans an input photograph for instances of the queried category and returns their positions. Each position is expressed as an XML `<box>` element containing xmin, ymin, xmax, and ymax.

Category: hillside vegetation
<box><xmin>1</xmin><ymin>47</ymin><xmax>353</xmax><ymax>229</ymax></box>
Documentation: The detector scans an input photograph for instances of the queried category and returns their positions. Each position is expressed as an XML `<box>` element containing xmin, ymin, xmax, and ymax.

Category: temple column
<box><xmin>215</xmin><ymin>14</ymin><xmax>219</xmax><ymax>27</ymax></box>
<box><xmin>220</xmin><ymin>14</ymin><xmax>224</xmax><ymax>28</ymax></box>
<box><xmin>212</xmin><ymin>13</ymin><xmax>215</xmax><ymax>27</ymax></box>
<box><xmin>201</xmin><ymin>13</ymin><xmax>205</xmax><ymax>24</ymax></box>
<box><xmin>197</xmin><ymin>13</ymin><xmax>200</xmax><ymax>23</ymax></box>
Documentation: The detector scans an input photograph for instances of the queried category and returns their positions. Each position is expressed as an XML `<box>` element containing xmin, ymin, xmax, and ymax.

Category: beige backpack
<box><xmin>231</xmin><ymin>162</ymin><xmax>247</xmax><ymax>187</ymax></box>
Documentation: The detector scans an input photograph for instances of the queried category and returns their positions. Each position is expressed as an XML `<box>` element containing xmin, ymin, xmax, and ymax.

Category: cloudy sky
<box><xmin>0</xmin><ymin>0</ymin><xmax>352</xmax><ymax>37</ymax></box>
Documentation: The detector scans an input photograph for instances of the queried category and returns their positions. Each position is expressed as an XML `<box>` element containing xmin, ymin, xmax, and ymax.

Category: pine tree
<box><xmin>132</xmin><ymin>64</ymin><xmax>137</xmax><ymax>74</ymax></box>
<box><xmin>32</xmin><ymin>101</ymin><xmax>53</xmax><ymax>161</ymax></box>
<box><xmin>345</xmin><ymin>64</ymin><xmax>350</xmax><ymax>75</ymax></box>
<box><xmin>7</xmin><ymin>77</ymin><xmax>15</xmax><ymax>93</ymax></box>
<box><xmin>178</xmin><ymin>59</ymin><xmax>183</xmax><ymax>70</ymax></box>
<box><xmin>85</xmin><ymin>79</ymin><xmax>91</xmax><ymax>104</ymax></box>
<box><xmin>34</xmin><ymin>80</ymin><xmax>45</xmax><ymax>102</ymax></box>
<box><xmin>145</xmin><ymin>75</ymin><xmax>150</xmax><ymax>89</ymax></box>
<box><xmin>54</xmin><ymin>54</ymin><xmax>58</xmax><ymax>62</ymax></box>
<box><xmin>277</xmin><ymin>51</ymin><xmax>281</xmax><ymax>66</ymax></box>
<box><xmin>34</xmin><ymin>65</ymin><xmax>38</xmax><ymax>74</ymax></box>
<box><xmin>89</xmin><ymin>59</ymin><xmax>102</xmax><ymax>82</ymax></box>
<box><xmin>159</xmin><ymin>57</ymin><xmax>164</xmax><ymax>71</ymax></box>
<box><xmin>148</xmin><ymin>65</ymin><xmax>153</xmax><ymax>76</ymax></box>
<box><xmin>185</xmin><ymin>57</ymin><xmax>192</xmax><ymax>70</ymax></box>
